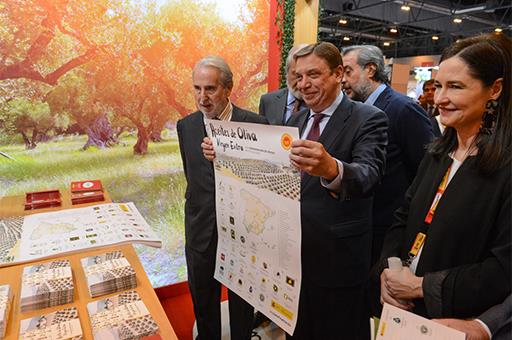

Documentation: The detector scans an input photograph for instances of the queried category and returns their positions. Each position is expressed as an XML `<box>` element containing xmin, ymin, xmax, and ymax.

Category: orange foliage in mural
<box><xmin>0</xmin><ymin>0</ymin><xmax>269</xmax><ymax>154</ymax></box>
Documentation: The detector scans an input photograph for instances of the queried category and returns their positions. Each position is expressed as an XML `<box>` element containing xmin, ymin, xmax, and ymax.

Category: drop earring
<box><xmin>480</xmin><ymin>99</ymin><xmax>498</xmax><ymax>135</ymax></box>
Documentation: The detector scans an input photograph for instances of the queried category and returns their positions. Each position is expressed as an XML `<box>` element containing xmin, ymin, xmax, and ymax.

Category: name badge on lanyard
<box><xmin>406</xmin><ymin>164</ymin><xmax>452</xmax><ymax>267</ymax></box>
<box><xmin>409</xmin><ymin>232</ymin><xmax>426</xmax><ymax>258</ymax></box>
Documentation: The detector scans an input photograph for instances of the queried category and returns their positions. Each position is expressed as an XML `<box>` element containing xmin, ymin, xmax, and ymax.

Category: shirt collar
<box><xmin>310</xmin><ymin>90</ymin><xmax>344</xmax><ymax>118</ymax></box>
<box><xmin>202</xmin><ymin>100</ymin><xmax>233</xmax><ymax>125</ymax></box>
<box><xmin>365</xmin><ymin>83</ymin><xmax>387</xmax><ymax>106</ymax></box>
<box><xmin>216</xmin><ymin>100</ymin><xmax>233</xmax><ymax>121</ymax></box>
<box><xmin>287</xmin><ymin>90</ymin><xmax>298</xmax><ymax>105</ymax></box>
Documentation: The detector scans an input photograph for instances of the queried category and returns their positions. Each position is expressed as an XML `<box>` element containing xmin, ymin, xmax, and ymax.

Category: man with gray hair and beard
<box><xmin>341</xmin><ymin>45</ymin><xmax>434</xmax><ymax>266</ymax></box>
<box><xmin>259</xmin><ymin>44</ymin><xmax>308</xmax><ymax>125</ymax></box>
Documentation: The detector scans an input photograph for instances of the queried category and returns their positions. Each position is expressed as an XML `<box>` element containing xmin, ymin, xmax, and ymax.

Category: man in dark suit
<box><xmin>287</xmin><ymin>42</ymin><xmax>388</xmax><ymax>339</ymax></box>
<box><xmin>341</xmin><ymin>45</ymin><xmax>434</xmax><ymax>266</ymax></box>
<box><xmin>420</xmin><ymin>78</ymin><xmax>443</xmax><ymax>136</ymax></box>
<box><xmin>177</xmin><ymin>56</ymin><xmax>267</xmax><ymax>340</ymax></box>
<box><xmin>259</xmin><ymin>44</ymin><xmax>308</xmax><ymax>125</ymax></box>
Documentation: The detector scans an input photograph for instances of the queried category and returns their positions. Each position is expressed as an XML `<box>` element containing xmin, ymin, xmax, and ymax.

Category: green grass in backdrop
<box><xmin>0</xmin><ymin>133</ymin><xmax>187</xmax><ymax>287</ymax></box>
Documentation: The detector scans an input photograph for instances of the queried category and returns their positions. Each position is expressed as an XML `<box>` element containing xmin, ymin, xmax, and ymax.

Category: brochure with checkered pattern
<box><xmin>81</xmin><ymin>251</ymin><xmax>136</xmax><ymax>298</ymax></box>
<box><xmin>87</xmin><ymin>290</ymin><xmax>159</xmax><ymax>340</ymax></box>
<box><xmin>0</xmin><ymin>284</ymin><xmax>12</xmax><ymax>338</ymax></box>
<box><xmin>20</xmin><ymin>259</ymin><xmax>74</xmax><ymax>313</ymax></box>
<box><xmin>19</xmin><ymin>307</ymin><xmax>83</xmax><ymax>340</ymax></box>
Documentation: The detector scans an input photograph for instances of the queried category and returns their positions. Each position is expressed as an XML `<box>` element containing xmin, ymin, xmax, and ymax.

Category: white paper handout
<box><xmin>206</xmin><ymin>119</ymin><xmax>301</xmax><ymax>335</ymax></box>
<box><xmin>376</xmin><ymin>303</ymin><xmax>466</xmax><ymax>340</ymax></box>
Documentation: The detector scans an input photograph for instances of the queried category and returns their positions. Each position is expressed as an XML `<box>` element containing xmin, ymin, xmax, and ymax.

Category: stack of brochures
<box><xmin>20</xmin><ymin>259</ymin><xmax>74</xmax><ymax>313</ymax></box>
<box><xmin>87</xmin><ymin>290</ymin><xmax>159</xmax><ymax>339</ymax></box>
<box><xmin>19</xmin><ymin>307</ymin><xmax>83</xmax><ymax>340</ymax></box>
<box><xmin>81</xmin><ymin>250</ymin><xmax>136</xmax><ymax>298</ymax></box>
<box><xmin>0</xmin><ymin>285</ymin><xmax>12</xmax><ymax>338</ymax></box>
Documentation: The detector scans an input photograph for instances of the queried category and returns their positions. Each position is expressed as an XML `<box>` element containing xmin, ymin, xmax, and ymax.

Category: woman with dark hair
<box><xmin>372</xmin><ymin>33</ymin><xmax>511</xmax><ymax>320</ymax></box>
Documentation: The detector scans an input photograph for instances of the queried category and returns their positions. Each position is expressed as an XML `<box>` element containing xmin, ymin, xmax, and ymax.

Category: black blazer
<box><xmin>372</xmin><ymin>86</ymin><xmax>433</xmax><ymax>233</ymax></box>
<box><xmin>378</xmin><ymin>153</ymin><xmax>511</xmax><ymax>318</ymax></box>
<box><xmin>287</xmin><ymin>95</ymin><xmax>388</xmax><ymax>287</ymax></box>
<box><xmin>177</xmin><ymin>105</ymin><xmax>267</xmax><ymax>252</ymax></box>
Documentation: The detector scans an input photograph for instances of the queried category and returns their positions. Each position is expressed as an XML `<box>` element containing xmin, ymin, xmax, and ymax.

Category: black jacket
<box><xmin>177</xmin><ymin>105</ymin><xmax>267</xmax><ymax>252</ymax></box>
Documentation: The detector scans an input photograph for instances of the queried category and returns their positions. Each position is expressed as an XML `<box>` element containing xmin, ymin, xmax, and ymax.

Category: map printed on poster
<box><xmin>0</xmin><ymin>203</ymin><xmax>161</xmax><ymax>267</ymax></box>
<box><xmin>205</xmin><ymin>119</ymin><xmax>301</xmax><ymax>335</ymax></box>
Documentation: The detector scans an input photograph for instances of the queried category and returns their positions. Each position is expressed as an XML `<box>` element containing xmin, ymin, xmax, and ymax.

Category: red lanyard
<box><xmin>424</xmin><ymin>164</ymin><xmax>452</xmax><ymax>225</ymax></box>
<box><xmin>407</xmin><ymin>163</ymin><xmax>453</xmax><ymax>263</ymax></box>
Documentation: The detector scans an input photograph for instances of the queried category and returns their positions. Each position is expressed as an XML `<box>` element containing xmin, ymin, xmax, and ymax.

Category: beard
<box><xmin>348</xmin><ymin>81</ymin><xmax>374</xmax><ymax>102</ymax></box>
<box><xmin>287</xmin><ymin>81</ymin><xmax>303</xmax><ymax>100</ymax></box>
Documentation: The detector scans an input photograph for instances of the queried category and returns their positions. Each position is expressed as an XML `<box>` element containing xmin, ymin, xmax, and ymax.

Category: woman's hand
<box><xmin>382</xmin><ymin>267</ymin><xmax>424</xmax><ymax>300</ymax></box>
<box><xmin>380</xmin><ymin>271</ymin><xmax>415</xmax><ymax>311</ymax></box>
<box><xmin>201</xmin><ymin>137</ymin><xmax>215</xmax><ymax>161</ymax></box>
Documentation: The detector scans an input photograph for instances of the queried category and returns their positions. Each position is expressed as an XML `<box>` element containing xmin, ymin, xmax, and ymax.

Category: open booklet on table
<box><xmin>0</xmin><ymin>202</ymin><xmax>161</xmax><ymax>267</ymax></box>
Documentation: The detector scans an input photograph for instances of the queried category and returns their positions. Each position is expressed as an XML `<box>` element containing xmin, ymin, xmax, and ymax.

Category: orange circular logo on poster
<box><xmin>281</xmin><ymin>133</ymin><xmax>293</xmax><ymax>150</ymax></box>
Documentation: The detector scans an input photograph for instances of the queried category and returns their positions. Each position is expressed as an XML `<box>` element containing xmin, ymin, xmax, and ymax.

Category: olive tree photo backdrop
<box><xmin>0</xmin><ymin>0</ymin><xmax>270</xmax><ymax>287</ymax></box>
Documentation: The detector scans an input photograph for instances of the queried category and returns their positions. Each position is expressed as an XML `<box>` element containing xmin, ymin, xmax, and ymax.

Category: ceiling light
<box><xmin>390</xmin><ymin>27</ymin><xmax>398</xmax><ymax>33</ymax></box>
<box><xmin>401</xmin><ymin>3</ymin><xmax>411</xmax><ymax>11</ymax></box>
<box><xmin>453</xmin><ymin>17</ymin><xmax>462</xmax><ymax>24</ymax></box>
<box><xmin>432</xmin><ymin>35</ymin><xmax>439</xmax><ymax>41</ymax></box>
<box><xmin>343</xmin><ymin>36</ymin><xmax>351</xmax><ymax>41</ymax></box>
<box><xmin>495</xmin><ymin>27</ymin><xmax>503</xmax><ymax>33</ymax></box>
<box><xmin>339</xmin><ymin>18</ymin><xmax>348</xmax><ymax>25</ymax></box>
<box><xmin>383</xmin><ymin>42</ymin><xmax>391</xmax><ymax>46</ymax></box>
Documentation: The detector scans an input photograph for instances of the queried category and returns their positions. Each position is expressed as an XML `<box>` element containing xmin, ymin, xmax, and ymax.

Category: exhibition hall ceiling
<box><xmin>319</xmin><ymin>0</ymin><xmax>512</xmax><ymax>57</ymax></box>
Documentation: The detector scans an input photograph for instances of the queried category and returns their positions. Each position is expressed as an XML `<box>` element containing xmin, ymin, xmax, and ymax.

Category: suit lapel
<box><xmin>190</xmin><ymin>112</ymin><xmax>214</xmax><ymax>174</ymax></box>
<box><xmin>317</xmin><ymin>95</ymin><xmax>352</xmax><ymax>151</ymax></box>
<box><xmin>231</xmin><ymin>105</ymin><xmax>244</xmax><ymax>122</ymax></box>
<box><xmin>193</xmin><ymin>111</ymin><xmax>207</xmax><ymax>139</ymax></box>
<box><xmin>287</xmin><ymin>108</ymin><xmax>309</xmax><ymax>134</ymax></box>
<box><xmin>274</xmin><ymin>89</ymin><xmax>288</xmax><ymax>123</ymax></box>
<box><xmin>232</xmin><ymin>105</ymin><xmax>255</xmax><ymax>123</ymax></box>
<box><xmin>373</xmin><ymin>86</ymin><xmax>391</xmax><ymax>112</ymax></box>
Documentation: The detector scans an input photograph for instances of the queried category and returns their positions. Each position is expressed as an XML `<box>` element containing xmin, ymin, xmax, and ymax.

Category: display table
<box><xmin>0</xmin><ymin>193</ymin><xmax>178</xmax><ymax>339</ymax></box>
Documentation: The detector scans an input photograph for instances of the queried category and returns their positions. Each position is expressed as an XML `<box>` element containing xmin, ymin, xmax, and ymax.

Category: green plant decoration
<box><xmin>276</xmin><ymin>0</ymin><xmax>295</xmax><ymax>88</ymax></box>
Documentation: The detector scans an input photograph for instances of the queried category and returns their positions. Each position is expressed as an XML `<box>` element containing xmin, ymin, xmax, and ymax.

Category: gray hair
<box><xmin>285</xmin><ymin>44</ymin><xmax>308</xmax><ymax>72</ymax></box>
<box><xmin>193</xmin><ymin>56</ymin><xmax>234</xmax><ymax>89</ymax></box>
<box><xmin>342</xmin><ymin>45</ymin><xmax>388</xmax><ymax>84</ymax></box>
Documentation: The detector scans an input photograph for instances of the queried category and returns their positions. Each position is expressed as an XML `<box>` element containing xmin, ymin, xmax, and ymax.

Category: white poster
<box><xmin>376</xmin><ymin>303</ymin><xmax>466</xmax><ymax>340</ymax></box>
<box><xmin>206</xmin><ymin>119</ymin><xmax>301</xmax><ymax>335</ymax></box>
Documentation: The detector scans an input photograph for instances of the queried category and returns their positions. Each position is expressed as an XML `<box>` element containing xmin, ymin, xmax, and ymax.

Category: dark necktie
<box><xmin>305</xmin><ymin>113</ymin><xmax>325</xmax><ymax>142</ymax></box>
<box><xmin>292</xmin><ymin>99</ymin><xmax>304</xmax><ymax>113</ymax></box>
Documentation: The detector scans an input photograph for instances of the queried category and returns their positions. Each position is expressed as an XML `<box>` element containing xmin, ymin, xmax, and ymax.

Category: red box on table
<box><xmin>25</xmin><ymin>190</ymin><xmax>62</xmax><ymax>210</ymax></box>
<box><xmin>70</xmin><ymin>180</ymin><xmax>103</xmax><ymax>193</ymax></box>
<box><xmin>70</xmin><ymin>180</ymin><xmax>105</xmax><ymax>205</ymax></box>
